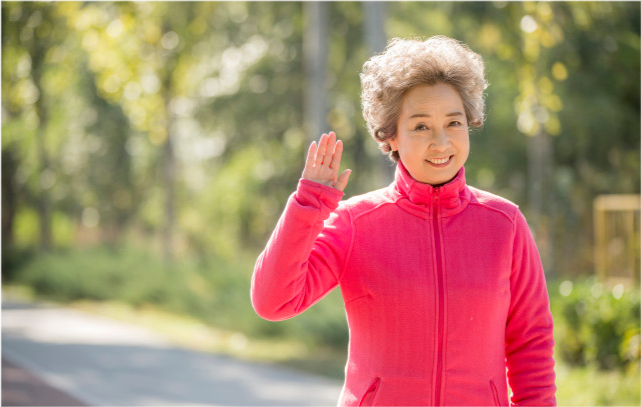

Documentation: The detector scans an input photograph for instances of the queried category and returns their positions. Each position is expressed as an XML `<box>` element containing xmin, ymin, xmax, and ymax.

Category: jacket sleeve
<box><xmin>505</xmin><ymin>209</ymin><xmax>556</xmax><ymax>406</ymax></box>
<box><xmin>251</xmin><ymin>178</ymin><xmax>353</xmax><ymax>321</ymax></box>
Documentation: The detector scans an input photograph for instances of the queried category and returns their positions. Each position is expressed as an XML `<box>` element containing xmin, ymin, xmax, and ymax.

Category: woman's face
<box><xmin>390</xmin><ymin>83</ymin><xmax>470</xmax><ymax>186</ymax></box>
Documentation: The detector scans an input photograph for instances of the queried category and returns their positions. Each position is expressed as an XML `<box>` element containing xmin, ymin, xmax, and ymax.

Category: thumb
<box><xmin>334</xmin><ymin>169</ymin><xmax>352</xmax><ymax>192</ymax></box>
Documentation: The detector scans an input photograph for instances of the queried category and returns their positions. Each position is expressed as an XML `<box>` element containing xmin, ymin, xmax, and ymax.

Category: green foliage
<box><xmin>6</xmin><ymin>247</ymin><xmax>348</xmax><ymax>349</ymax></box>
<box><xmin>555</xmin><ymin>358</ymin><xmax>640</xmax><ymax>406</ymax></box>
<box><xmin>1</xmin><ymin>243</ymin><xmax>35</xmax><ymax>283</ymax></box>
<box><xmin>2</xmin><ymin>1</ymin><xmax>639</xmax><ymax>275</ymax></box>
<box><xmin>550</xmin><ymin>277</ymin><xmax>640</xmax><ymax>371</ymax></box>
<box><xmin>14</xmin><ymin>247</ymin><xmax>180</xmax><ymax>305</ymax></box>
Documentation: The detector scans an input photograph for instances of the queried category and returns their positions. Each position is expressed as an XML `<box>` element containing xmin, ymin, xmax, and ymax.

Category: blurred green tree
<box><xmin>2</xmin><ymin>1</ymin><xmax>639</xmax><ymax>278</ymax></box>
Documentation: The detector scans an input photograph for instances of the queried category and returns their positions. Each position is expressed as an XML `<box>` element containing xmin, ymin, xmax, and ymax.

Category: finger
<box><xmin>323</xmin><ymin>132</ymin><xmax>336</xmax><ymax>166</ymax></box>
<box><xmin>334</xmin><ymin>169</ymin><xmax>352</xmax><ymax>192</ymax></box>
<box><xmin>315</xmin><ymin>133</ymin><xmax>328</xmax><ymax>166</ymax></box>
<box><xmin>306</xmin><ymin>141</ymin><xmax>317</xmax><ymax>169</ymax></box>
<box><xmin>321</xmin><ymin>132</ymin><xmax>336</xmax><ymax>165</ymax></box>
<box><xmin>329</xmin><ymin>139</ymin><xmax>343</xmax><ymax>170</ymax></box>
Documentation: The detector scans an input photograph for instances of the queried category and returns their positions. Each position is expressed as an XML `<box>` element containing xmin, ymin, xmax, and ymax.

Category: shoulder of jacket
<box><xmin>335</xmin><ymin>186</ymin><xmax>396</xmax><ymax>219</ymax></box>
<box><xmin>467</xmin><ymin>185</ymin><xmax>520</xmax><ymax>223</ymax></box>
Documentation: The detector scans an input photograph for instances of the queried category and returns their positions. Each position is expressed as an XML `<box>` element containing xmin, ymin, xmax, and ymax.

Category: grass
<box><xmin>555</xmin><ymin>359</ymin><xmax>640</xmax><ymax>405</ymax></box>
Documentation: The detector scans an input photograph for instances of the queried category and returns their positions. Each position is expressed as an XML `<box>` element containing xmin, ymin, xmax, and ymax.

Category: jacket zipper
<box><xmin>433</xmin><ymin>189</ymin><xmax>444</xmax><ymax>406</ymax></box>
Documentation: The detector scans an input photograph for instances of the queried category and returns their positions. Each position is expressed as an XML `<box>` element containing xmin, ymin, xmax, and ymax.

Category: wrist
<box><xmin>297</xmin><ymin>178</ymin><xmax>344</xmax><ymax>212</ymax></box>
<box><xmin>302</xmin><ymin>178</ymin><xmax>335</xmax><ymax>189</ymax></box>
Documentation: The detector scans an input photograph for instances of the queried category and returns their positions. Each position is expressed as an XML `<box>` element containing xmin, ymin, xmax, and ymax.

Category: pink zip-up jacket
<box><xmin>251</xmin><ymin>162</ymin><xmax>556</xmax><ymax>406</ymax></box>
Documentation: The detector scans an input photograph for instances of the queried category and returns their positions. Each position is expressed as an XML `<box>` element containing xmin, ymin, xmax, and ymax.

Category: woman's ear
<box><xmin>388</xmin><ymin>135</ymin><xmax>398</xmax><ymax>152</ymax></box>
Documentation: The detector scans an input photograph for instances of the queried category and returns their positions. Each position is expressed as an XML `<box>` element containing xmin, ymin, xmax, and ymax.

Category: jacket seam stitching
<box><xmin>339</xmin><ymin>196</ymin><xmax>397</xmax><ymax>295</ymax></box>
<box><xmin>507</xmin><ymin>208</ymin><xmax>519</xmax><ymax>317</ymax></box>
<box><xmin>509</xmin><ymin>208</ymin><xmax>520</xmax><ymax>279</ymax></box>
<box><xmin>344</xmin><ymin>293</ymin><xmax>370</xmax><ymax>305</ymax></box>
<box><xmin>294</xmin><ymin>185</ymin><xmax>328</xmax><ymax>313</ymax></box>
<box><xmin>510</xmin><ymin>208</ymin><xmax>518</xmax><ymax>270</ymax></box>
<box><xmin>337</xmin><ymin>206</ymin><xmax>355</xmax><ymax>282</ymax></box>
<box><xmin>468</xmin><ymin>201</ymin><xmax>517</xmax><ymax>225</ymax></box>
<box><xmin>352</xmin><ymin>198</ymin><xmax>402</xmax><ymax>223</ymax></box>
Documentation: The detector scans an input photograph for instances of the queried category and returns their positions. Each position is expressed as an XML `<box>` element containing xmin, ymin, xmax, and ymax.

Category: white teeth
<box><xmin>427</xmin><ymin>156</ymin><xmax>451</xmax><ymax>164</ymax></box>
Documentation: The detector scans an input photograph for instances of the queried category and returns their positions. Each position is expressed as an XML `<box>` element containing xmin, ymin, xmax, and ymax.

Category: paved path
<box><xmin>2</xmin><ymin>296</ymin><xmax>342</xmax><ymax>406</ymax></box>
<box><xmin>2</xmin><ymin>357</ymin><xmax>87</xmax><ymax>406</ymax></box>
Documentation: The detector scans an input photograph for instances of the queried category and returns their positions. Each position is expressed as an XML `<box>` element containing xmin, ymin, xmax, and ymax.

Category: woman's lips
<box><xmin>425</xmin><ymin>155</ymin><xmax>452</xmax><ymax>168</ymax></box>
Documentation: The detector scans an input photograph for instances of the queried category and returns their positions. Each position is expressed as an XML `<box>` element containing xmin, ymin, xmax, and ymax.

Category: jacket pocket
<box><xmin>359</xmin><ymin>377</ymin><xmax>381</xmax><ymax>406</ymax></box>
<box><xmin>489</xmin><ymin>379</ymin><xmax>502</xmax><ymax>406</ymax></box>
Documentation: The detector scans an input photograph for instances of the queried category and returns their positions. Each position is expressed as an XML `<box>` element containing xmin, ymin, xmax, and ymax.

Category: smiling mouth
<box><xmin>425</xmin><ymin>156</ymin><xmax>452</xmax><ymax>166</ymax></box>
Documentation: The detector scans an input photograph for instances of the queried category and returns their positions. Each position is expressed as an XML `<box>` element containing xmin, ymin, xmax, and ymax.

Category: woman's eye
<box><xmin>449</xmin><ymin>121</ymin><xmax>462</xmax><ymax>127</ymax></box>
<box><xmin>414</xmin><ymin>124</ymin><xmax>428</xmax><ymax>131</ymax></box>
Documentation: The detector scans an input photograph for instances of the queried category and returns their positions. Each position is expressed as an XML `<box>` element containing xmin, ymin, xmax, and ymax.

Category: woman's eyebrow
<box><xmin>409</xmin><ymin>111</ymin><xmax>465</xmax><ymax>119</ymax></box>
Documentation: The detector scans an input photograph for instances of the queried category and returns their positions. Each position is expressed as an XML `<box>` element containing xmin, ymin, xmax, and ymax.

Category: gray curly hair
<box><xmin>360</xmin><ymin>35</ymin><xmax>488</xmax><ymax>162</ymax></box>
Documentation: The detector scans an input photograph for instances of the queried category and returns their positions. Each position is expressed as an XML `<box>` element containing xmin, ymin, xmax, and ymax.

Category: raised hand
<box><xmin>302</xmin><ymin>131</ymin><xmax>351</xmax><ymax>192</ymax></box>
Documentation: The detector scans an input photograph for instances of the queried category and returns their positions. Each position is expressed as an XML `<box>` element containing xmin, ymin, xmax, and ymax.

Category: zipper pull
<box><xmin>434</xmin><ymin>190</ymin><xmax>440</xmax><ymax>204</ymax></box>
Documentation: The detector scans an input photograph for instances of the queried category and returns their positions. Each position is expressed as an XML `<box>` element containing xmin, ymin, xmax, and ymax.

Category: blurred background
<box><xmin>2</xmin><ymin>1</ymin><xmax>639</xmax><ymax>405</ymax></box>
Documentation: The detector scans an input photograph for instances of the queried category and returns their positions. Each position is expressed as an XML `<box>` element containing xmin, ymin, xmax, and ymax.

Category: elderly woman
<box><xmin>251</xmin><ymin>36</ymin><xmax>556</xmax><ymax>406</ymax></box>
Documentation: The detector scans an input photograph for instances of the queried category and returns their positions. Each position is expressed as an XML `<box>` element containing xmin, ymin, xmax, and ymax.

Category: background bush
<box><xmin>550</xmin><ymin>277</ymin><xmax>640</xmax><ymax>371</ymax></box>
<box><xmin>7</xmin><ymin>247</ymin><xmax>349</xmax><ymax>349</ymax></box>
<box><xmin>10</xmin><ymin>246</ymin><xmax>639</xmax><ymax>375</ymax></box>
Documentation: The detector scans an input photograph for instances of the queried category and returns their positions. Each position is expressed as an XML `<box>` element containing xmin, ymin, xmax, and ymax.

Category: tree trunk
<box><xmin>363</xmin><ymin>1</ymin><xmax>394</xmax><ymax>185</ymax></box>
<box><xmin>0</xmin><ymin>145</ymin><xmax>18</xmax><ymax>282</ymax></box>
<box><xmin>363</xmin><ymin>2</ymin><xmax>387</xmax><ymax>55</ymax></box>
<box><xmin>159</xmin><ymin>16</ymin><xmax>179</xmax><ymax>264</ymax></box>
<box><xmin>527</xmin><ymin>130</ymin><xmax>554</xmax><ymax>273</ymax></box>
<box><xmin>31</xmin><ymin>54</ymin><xmax>52</xmax><ymax>251</ymax></box>
<box><xmin>361</xmin><ymin>0</ymin><xmax>395</xmax><ymax>184</ymax></box>
<box><xmin>162</xmin><ymin>129</ymin><xmax>176</xmax><ymax>263</ymax></box>
<box><xmin>1</xmin><ymin>146</ymin><xmax>19</xmax><ymax>247</ymax></box>
<box><xmin>0</xmin><ymin>1</ymin><xmax>9</xmax><ymax>78</ymax></box>
<box><xmin>303</xmin><ymin>1</ymin><xmax>329</xmax><ymax>143</ymax></box>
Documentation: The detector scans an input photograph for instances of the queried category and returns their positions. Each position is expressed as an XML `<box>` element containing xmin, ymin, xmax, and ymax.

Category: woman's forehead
<box><xmin>401</xmin><ymin>84</ymin><xmax>465</xmax><ymax>116</ymax></box>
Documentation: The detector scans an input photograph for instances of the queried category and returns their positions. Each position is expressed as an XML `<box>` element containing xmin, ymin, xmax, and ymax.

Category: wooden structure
<box><xmin>593</xmin><ymin>194</ymin><xmax>640</xmax><ymax>284</ymax></box>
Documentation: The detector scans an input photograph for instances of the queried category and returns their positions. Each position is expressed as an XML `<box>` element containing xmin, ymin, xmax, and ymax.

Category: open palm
<box><xmin>302</xmin><ymin>131</ymin><xmax>351</xmax><ymax>192</ymax></box>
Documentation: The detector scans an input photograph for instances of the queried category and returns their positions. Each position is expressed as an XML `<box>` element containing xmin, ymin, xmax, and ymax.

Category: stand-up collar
<box><xmin>392</xmin><ymin>161</ymin><xmax>471</xmax><ymax>219</ymax></box>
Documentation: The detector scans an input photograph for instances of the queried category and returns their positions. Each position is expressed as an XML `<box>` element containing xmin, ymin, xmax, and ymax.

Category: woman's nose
<box><xmin>429</xmin><ymin>129</ymin><xmax>450</xmax><ymax>151</ymax></box>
